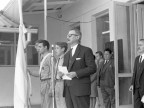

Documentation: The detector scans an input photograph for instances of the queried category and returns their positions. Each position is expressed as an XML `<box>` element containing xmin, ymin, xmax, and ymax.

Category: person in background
<box><xmin>54</xmin><ymin>42</ymin><xmax>68</xmax><ymax>108</ymax></box>
<box><xmin>63</xmin><ymin>28</ymin><xmax>96</xmax><ymax>108</ymax></box>
<box><xmin>129</xmin><ymin>39</ymin><xmax>144</xmax><ymax>108</ymax></box>
<box><xmin>90</xmin><ymin>51</ymin><xmax>104</xmax><ymax>108</ymax></box>
<box><xmin>28</xmin><ymin>40</ymin><xmax>56</xmax><ymax>108</ymax></box>
<box><xmin>98</xmin><ymin>48</ymin><xmax>115</xmax><ymax>108</ymax></box>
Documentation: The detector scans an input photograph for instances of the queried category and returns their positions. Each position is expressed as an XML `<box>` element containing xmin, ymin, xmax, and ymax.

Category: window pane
<box><xmin>27</xmin><ymin>45</ymin><xmax>38</xmax><ymax>65</ymax></box>
<box><xmin>30</xmin><ymin>33</ymin><xmax>38</xmax><ymax>45</ymax></box>
<box><xmin>119</xmin><ymin>77</ymin><xmax>132</xmax><ymax>105</ymax></box>
<box><xmin>0</xmin><ymin>33</ymin><xmax>15</xmax><ymax>65</ymax></box>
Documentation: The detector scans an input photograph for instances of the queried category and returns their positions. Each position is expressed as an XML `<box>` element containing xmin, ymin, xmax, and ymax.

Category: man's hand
<box><xmin>57</xmin><ymin>71</ymin><xmax>64</xmax><ymax>79</ymax></box>
<box><xmin>129</xmin><ymin>85</ymin><xmax>133</xmax><ymax>91</ymax></box>
<box><xmin>27</xmin><ymin>69</ymin><xmax>31</xmax><ymax>75</ymax></box>
<box><xmin>66</xmin><ymin>72</ymin><xmax>77</xmax><ymax>79</ymax></box>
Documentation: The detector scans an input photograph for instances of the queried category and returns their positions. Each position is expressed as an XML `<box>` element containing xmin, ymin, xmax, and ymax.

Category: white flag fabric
<box><xmin>14</xmin><ymin>24</ymin><xmax>28</xmax><ymax>108</ymax></box>
<box><xmin>14</xmin><ymin>0</ymin><xmax>31</xmax><ymax>108</ymax></box>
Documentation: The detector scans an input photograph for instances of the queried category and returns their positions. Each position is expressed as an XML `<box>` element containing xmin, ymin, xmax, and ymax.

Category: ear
<box><xmin>76</xmin><ymin>35</ymin><xmax>80</xmax><ymax>40</ymax></box>
<box><xmin>62</xmin><ymin>47</ymin><xmax>65</xmax><ymax>52</ymax></box>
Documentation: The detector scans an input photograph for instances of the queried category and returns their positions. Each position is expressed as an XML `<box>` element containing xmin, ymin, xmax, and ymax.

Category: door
<box><xmin>110</xmin><ymin>2</ymin><xmax>133</xmax><ymax>108</ymax></box>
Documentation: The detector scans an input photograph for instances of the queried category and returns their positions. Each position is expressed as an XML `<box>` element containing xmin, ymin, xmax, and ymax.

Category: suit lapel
<box><xmin>68</xmin><ymin>44</ymin><xmax>81</xmax><ymax>71</ymax></box>
<box><xmin>101</xmin><ymin>60</ymin><xmax>112</xmax><ymax>74</ymax></box>
<box><xmin>139</xmin><ymin>60</ymin><xmax>144</xmax><ymax>76</ymax></box>
<box><xmin>64</xmin><ymin>50</ymin><xmax>71</xmax><ymax>68</ymax></box>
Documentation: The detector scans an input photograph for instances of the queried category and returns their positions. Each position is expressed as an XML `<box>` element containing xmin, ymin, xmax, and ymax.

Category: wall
<box><xmin>23</xmin><ymin>13</ymin><xmax>65</xmax><ymax>44</ymax></box>
<box><xmin>61</xmin><ymin>0</ymin><xmax>112</xmax><ymax>52</ymax></box>
<box><xmin>0</xmin><ymin>66</ymin><xmax>40</xmax><ymax>106</ymax></box>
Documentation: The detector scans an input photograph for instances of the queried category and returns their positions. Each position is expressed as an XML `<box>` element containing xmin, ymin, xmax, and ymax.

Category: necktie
<box><xmin>55</xmin><ymin>58</ymin><xmax>60</xmax><ymax>79</ymax></box>
<box><xmin>105</xmin><ymin>60</ymin><xmax>108</xmax><ymax>64</ymax></box>
<box><xmin>68</xmin><ymin>48</ymin><xmax>73</xmax><ymax>67</ymax></box>
<box><xmin>69</xmin><ymin>48</ymin><xmax>73</xmax><ymax>58</ymax></box>
<box><xmin>139</xmin><ymin>56</ymin><xmax>142</xmax><ymax>63</ymax></box>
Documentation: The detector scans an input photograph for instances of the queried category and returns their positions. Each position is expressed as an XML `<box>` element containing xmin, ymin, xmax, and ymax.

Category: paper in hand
<box><xmin>58</xmin><ymin>66</ymin><xmax>72</xmax><ymax>80</ymax></box>
<box><xmin>141</xmin><ymin>96</ymin><xmax>144</xmax><ymax>103</ymax></box>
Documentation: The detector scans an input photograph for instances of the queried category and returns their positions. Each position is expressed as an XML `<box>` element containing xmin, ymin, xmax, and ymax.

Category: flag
<box><xmin>14</xmin><ymin>0</ymin><xmax>31</xmax><ymax>108</ymax></box>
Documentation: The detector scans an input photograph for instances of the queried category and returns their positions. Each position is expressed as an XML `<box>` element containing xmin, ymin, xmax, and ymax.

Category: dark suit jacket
<box><xmin>97</xmin><ymin>59</ymin><xmax>115</xmax><ymax>88</ymax></box>
<box><xmin>132</xmin><ymin>56</ymin><xmax>144</xmax><ymax>95</ymax></box>
<box><xmin>63</xmin><ymin>44</ymin><xmax>96</xmax><ymax>96</ymax></box>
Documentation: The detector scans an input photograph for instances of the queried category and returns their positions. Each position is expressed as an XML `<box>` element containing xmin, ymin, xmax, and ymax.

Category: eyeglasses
<box><xmin>67</xmin><ymin>34</ymin><xmax>78</xmax><ymax>37</ymax></box>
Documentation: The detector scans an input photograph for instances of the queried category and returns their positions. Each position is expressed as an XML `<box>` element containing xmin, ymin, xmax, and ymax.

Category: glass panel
<box><xmin>27</xmin><ymin>45</ymin><xmax>38</xmax><ymax>65</ymax></box>
<box><xmin>29</xmin><ymin>33</ymin><xmax>38</xmax><ymax>45</ymax></box>
<box><xmin>0</xmin><ymin>33</ymin><xmax>15</xmax><ymax>65</ymax></box>
<box><xmin>96</xmin><ymin>13</ymin><xmax>110</xmax><ymax>52</ymax></box>
<box><xmin>119</xmin><ymin>77</ymin><xmax>132</xmax><ymax>105</ymax></box>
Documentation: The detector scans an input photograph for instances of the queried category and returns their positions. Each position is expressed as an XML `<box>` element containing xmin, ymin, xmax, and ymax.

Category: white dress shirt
<box><xmin>71</xmin><ymin>44</ymin><xmax>78</xmax><ymax>56</ymax></box>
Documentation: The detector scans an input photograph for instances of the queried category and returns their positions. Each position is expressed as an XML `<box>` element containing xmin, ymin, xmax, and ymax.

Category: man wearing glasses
<box><xmin>63</xmin><ymin>28</ymin><xmax>96</xmax><ymax>108</ymax></box>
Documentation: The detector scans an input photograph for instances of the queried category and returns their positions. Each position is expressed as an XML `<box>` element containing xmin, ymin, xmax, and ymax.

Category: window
<box><xmin>0</xmin><ymin>32</ymin><xmax>38</xmax><ymax>66</ymax></box>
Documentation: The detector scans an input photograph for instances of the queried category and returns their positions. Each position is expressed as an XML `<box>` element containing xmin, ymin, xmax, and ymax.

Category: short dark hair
<box><xmin>36</xmin><ymin>40</ymin><xmax>50</xmax><ymax>50</ymax></box>
<box><xmin>104</xmin><ymin>48</ymin><xmax>112</xmax><ymax>54</ymax></box>
<box><xmin>55</xmin><ymin>42</ymin><xmax>68</xmax><ymax>53</ymax></box>
<box><xmin>96</xmin><ymin>51</ymin><xmax>103</xmax><ymax>57</ymax></box>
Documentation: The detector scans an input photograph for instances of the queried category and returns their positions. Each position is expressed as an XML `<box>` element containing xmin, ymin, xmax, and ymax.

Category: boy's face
<box><xmin>104</xmin><ymin>51</ymin><xmax>111</xmax><ymax>60</ymax></box>
<box><xmin>55</xmin><ymin>45</ymin><xmax>64</xmax><ymax>57</ymax></box>
<box><xmin>37</xmin><ymin>43</ymin><xmax>47</xmax><ymax>54</ymax></box>
<box><xmin>95</xmin><ymin>53</ymin><xmax>102</xmax><ymax>61</ymax></box>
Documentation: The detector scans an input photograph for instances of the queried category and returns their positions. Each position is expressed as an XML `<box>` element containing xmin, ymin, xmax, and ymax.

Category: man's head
<box><xmin>95</xmin><ymin>51</ymin><xmax>103</xmax><ymax>61</ymax></box>
<box><xmin>138</xmin><ymin>39</ymin><xmax>144</xmax><ymax>55</ymax></box>
<box><xmin>104</xmin><ymin>48</ymin><xmax>112</xmax><ymax>60</ymax></box>
<box><xmin>55</xmin><ymin>42</ymin><xmax>68</xmax><ymax>57</ymax></box>
<box><xmin>35</xmin><ymin>40</ymin><xmax>50</xmax><ymax>54</ymax></box>
<box><xmin>67</xmin><ymin>28</ymin><xmax>81</xmax><ymax>46</ymax></box>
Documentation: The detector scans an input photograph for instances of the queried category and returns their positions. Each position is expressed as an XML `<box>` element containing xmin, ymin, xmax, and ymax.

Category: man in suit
<box><xmin>98</xmin><ymin>48</ymin><xmax>115</xmax><ymax>108</ymax></box>
<box><xmin>130</xmin><ymin>39</ymin><xmax>144</xmax><ymax>108</ymax></box>
<box><xmin>63</xmin><ymin>28</ymin><xmax>96</xmax><ymax>108</ymax></box>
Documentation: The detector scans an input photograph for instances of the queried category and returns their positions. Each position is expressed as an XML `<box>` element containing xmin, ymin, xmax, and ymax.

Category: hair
<box><xmin>104</xmin><ymin>48</ymin><xmax>112</xmax><ymax>54</ymax></box>
<box><xmin>36</xmin><ymin>39</ymin><xmax>50</xmax><ymax>50</ymax></box>
<box><xmin>70</xmin><ymin>28</ymin><xmax>82</xmax><ymax>43</ymax></box>
<box><xmin>55</xmin><ymin>42</ymin><xmax>68</xmax><ymax>53</ymax></box>
<box><xmin>95</xmin><ymin>51</ymin><xmax>103</xmax><ymax>58</ymax></box>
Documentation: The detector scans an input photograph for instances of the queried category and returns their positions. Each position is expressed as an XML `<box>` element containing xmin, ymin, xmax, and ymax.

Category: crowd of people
<box><xmin>27</xmin><ymin>28</ymin><xmax>144</xmax><ymax>108</ymax></box>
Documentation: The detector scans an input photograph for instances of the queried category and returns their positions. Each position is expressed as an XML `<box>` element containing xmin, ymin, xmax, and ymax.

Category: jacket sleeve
<box><xmin>76</xmin><ymin>48</ymin><xmax>96</xmax><ymax>78</ymax></box>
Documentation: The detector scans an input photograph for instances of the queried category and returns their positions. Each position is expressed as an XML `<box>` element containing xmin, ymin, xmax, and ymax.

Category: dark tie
<box><xmin>55</xmin><ymin>58</ymin><xmax>60</xmax><ymax>79</ymax></box>
<box><xmin>68</xmin><ymin>48</ymin><xmax>73</xmax><ymax>67</ymax></box>
<box><xmin>139</xmin><ymin>56</ymin><xmax>142</xmax><ymax>63</ymax></box>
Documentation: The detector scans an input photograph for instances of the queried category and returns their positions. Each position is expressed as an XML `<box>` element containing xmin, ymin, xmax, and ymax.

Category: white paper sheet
<box><xmin>58</xmin><ymin>66</ymin><xmax>72</xmax><ymax>80</ymax></box>
<box><xmin>141</xmin><ymin>95</ymin><xmax>144</xmax><ymax>103</ymax></box>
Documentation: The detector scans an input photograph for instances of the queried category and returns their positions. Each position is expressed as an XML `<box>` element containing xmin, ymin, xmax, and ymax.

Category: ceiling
<box><xmin>22</xmin><ymin>0</ymin><xmax>78</xmax><ymax>15</ymax></box>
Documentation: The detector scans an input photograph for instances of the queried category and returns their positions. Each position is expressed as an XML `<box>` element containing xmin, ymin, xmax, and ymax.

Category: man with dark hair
<box><xmin>97</xmin><ymin>48</ymin><xmax>115</xmax><ymax>108</ymax></box>
<box><xmin>63</xmin><ymin>28</ymin><xmax>96</xmax><ymax>108</ymax></box>
<box><xmin>28</xmin><ymin>39</ymin><xmax>56</xmax><ymax>108</ymax></box>
<box><xmin>130</xmin><ymin>39</ymin><xmax>144</xmax><ymax>108</ymax></box>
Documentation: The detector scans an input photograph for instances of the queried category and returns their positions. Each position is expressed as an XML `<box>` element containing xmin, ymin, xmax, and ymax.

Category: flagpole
<box><xmin>44</xmin><ymin>0</ymin><xmax>47</xmax><ymax>40</ymax></box>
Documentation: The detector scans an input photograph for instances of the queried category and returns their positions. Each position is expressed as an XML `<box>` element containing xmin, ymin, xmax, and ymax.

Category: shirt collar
<box><xmin>141</xmin><ymin>54</ymin><xmax>144</xmax><ymax>59</ymax></box>
<box><xmin>71</xmin><ymin>44</ymin><xmax>78</xmax><ymax>50</ymax></box>
<box><xmin>59</xmin><ymin>54</ymin><xmax>64</xmax><ymax>59</ymax></box>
